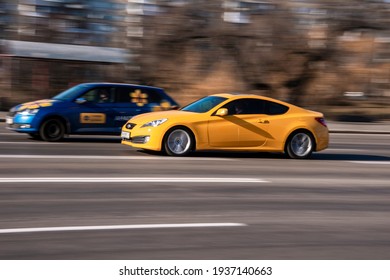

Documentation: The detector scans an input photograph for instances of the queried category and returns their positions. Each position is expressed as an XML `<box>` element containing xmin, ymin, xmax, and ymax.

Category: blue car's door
<box><xmin>110</xmin><ymin>86</ymin><xmax>150</xmax><ymax>130</ymax></box>
<box><xmin>110</xmin><ymin>85</ymin><xmax>176</xmax><ymax>129</ymax></box>
<box><xmin>69</xmin><ymin>87</ymin><xmax>117</xmax><ymax>134</ymax></box>
<box><xmin>68</xmin><ymin>85</ymin><xmax>178</xmax><ymax>134</ymax></box>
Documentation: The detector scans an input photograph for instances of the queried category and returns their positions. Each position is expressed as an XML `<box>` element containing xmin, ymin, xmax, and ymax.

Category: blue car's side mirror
<box><xmin>75</xmin><ymin>98</ymin><xmax>87</xmax><ymax>104</ymax></box>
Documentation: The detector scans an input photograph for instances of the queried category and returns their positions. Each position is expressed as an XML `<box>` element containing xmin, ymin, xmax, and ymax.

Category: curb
<box><xmin>329</xmin><ymin>130</ymin><xmax>390</xmax><ymax>134</ymax></box>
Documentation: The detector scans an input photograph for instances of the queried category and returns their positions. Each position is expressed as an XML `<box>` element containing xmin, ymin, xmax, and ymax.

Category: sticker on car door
<box><xmin>80</xmin><ymin>113</ymin><xmax>106</xmax><ymax>124</ymax></box>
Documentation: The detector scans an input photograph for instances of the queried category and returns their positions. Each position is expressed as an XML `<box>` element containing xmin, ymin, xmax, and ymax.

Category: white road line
<box><xmin>0</xmin><ymin>177</ymin><xmax>268</xmax><ymax>183</ymax></box>
<box><xmin>331</xmin><ymin>133</ymin><xmax>390</xmax><ymax>136</ymax></box>
<box><xmin>348</xmin><ymin>161</ymin><xmax>390</xmax><ymax>165</ymax></box>
<box><xmin>0</xmin><ymin>155</ymin><xmax>235</xmax><ymax>161</ymax></box>
<box><xmin>325</xmin><ymin>148</ymin><xmax>366</xmax><ymax>152</ymax></box>
<box><xmin>0</xmin><ymin>132</ymin><xmax>118</xmax><ymax>138</ymax></box>
<box><xmin>0</xmin><ymin>223</ymin><xmax>247</xmax><ymax>234</ymax></box>
<box><xmin>0</xmin><ymin>133</ymin><xmax>25</xmax><ymax>136</ymax></box>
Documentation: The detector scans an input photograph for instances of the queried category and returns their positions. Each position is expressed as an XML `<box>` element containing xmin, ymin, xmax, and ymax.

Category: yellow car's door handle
<box><xmin>258</xmin><ymin>119</ymin><xmax>270</xmax><ymax>124</ymax></box>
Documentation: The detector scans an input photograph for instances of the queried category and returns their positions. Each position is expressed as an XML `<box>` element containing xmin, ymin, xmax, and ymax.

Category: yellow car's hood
<box><xmin>130</xmin><ymin>110</ymin><xmax>196</xmax><ymax>123</ymax></box>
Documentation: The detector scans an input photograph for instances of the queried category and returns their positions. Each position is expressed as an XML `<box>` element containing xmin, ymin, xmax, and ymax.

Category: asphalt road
<box><xmin>0</xmin><ymin>124</ymin><xmax>390</xmax><ymax>260</ymax></box>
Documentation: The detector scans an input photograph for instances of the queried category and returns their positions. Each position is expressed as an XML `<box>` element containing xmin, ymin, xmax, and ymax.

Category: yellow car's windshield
<box><xmin>181</xmin><ymin>96</ymin><xmax>227</xmax><ymax>113</ymax></box>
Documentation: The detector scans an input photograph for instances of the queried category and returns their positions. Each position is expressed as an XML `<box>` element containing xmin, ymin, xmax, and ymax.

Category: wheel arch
<box><xmin>39</xmin><ymin>114</ymin><xmax>70</xmax><ymax>134</ymax></box>
<box><xmin>284</xmin><ymin>128</ymin><xmax>317</xmax><ymax>153</ymax></box>
<box><xmin>162</xmin><ymin>125</ymin><xmax>197</xmax><ymax>154</ymax></box>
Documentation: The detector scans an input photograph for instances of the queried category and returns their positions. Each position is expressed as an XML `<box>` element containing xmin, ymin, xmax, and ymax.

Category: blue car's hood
<box><xmin>12</xmin><ymin>99</ymin><xmax>63</xmax><ymax>112</ymax></box>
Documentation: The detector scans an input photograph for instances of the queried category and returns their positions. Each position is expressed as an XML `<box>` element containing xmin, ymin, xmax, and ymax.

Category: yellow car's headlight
<box><xmin>141</xmin><ymin>118</ymin><xmax>167</xmax><ymax>128</ymax></box>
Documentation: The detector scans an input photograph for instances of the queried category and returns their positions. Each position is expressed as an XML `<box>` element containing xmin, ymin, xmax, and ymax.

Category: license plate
<box><xmin>121</xmin><ymin>131</ymin><xmax>130</xmax><ymax>139</ymax></box>
<box><xmin>6</xmin><ymin>117</ymin><xmax>13</xmax><ymax>125</ymax></box>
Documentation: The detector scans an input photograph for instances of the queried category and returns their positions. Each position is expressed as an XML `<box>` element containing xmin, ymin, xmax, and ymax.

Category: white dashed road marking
<box><xmin>0</xmin><ymin>155</ymin><xmax>235</xmax><ymax>161</ymax></box>
<box><xmin>0</xmin><ymin>177</ymin><xmax>268</xmax><ymax>183</ymax></box>
<box><xmin>348</xmin><ymin>161</ymin><xmax>390</xmax><ymax>165</ymax></box>
<box><xmin>0</xmin><ymin>223</ymin><xmax>247</xmax><ymax>234</ymax></box>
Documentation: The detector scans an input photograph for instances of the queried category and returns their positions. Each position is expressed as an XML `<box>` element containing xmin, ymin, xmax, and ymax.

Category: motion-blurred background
<box><xmin>1</xmin><ymin>0</ymin><xmax>390</xmax><ymax>121</ymax></box>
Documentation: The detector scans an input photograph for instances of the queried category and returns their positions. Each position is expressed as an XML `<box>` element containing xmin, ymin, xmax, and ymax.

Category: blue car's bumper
<box><xmin>6</xmin><ymin>114</ymin><xmax>40</xmax><ymax>133</ymax></box>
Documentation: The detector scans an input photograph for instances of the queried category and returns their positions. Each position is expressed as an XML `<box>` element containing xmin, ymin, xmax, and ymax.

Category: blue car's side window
<box><xmin>114</xmin><ymin>87</ymin><xmax>133</xmax><ymax>103</ymax></box>
<box><xmin>81</xmin><ymin>88</ymin><xmax>114</xmax><ymax>104</ymax></box>
<box><xmin>82</xmin><ymin>90</ymin><xmax>97</xmax><ymax>102</ymax></box>
<box><xmin>114</xmin><ymin>87</ymin><xmax>166</xmax><ymax>108</ymax></box>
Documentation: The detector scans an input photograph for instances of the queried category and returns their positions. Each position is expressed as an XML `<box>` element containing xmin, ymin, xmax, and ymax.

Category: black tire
<box><xmin>39</xmin><ymin>118</ymin><xmax>65</xmax><ymax>142</ymax></box>
<box><xmin>285</xmin><ymin>131</ymin><xmax>314</xmax><ymax>159</ymax></box>
<box><xmin>28</xmin><ymin>133</ymin><xmax>41</xmax><ymax>140</ymax></box>
<box><xmin>163</xmin><ymin>127</ymin><xmax>194</xmax><ymax>156</ymax></box>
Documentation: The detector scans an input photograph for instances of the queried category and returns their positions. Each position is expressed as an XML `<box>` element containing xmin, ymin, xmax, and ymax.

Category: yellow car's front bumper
<box><xmin>121</xmin><ymin>125</ymin><xmax>167</xmax><ymax>151</ymax></box>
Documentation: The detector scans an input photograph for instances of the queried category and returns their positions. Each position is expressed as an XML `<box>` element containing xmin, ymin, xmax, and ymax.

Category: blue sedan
<box><xmin>6</xmin><ymin>83</ymin><xmax>179</xmax><ymax>141</ymax></box>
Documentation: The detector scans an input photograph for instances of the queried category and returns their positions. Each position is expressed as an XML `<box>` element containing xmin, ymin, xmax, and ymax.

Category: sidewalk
<box><xmin>1</xmin><ymin>111</ymin><xmax>390</xmax><ymax>134</ymax></box>
<box><xmin>327</xmin><ymin>121</ymin><xmax>390</xmax><ymax>134</ymax></box>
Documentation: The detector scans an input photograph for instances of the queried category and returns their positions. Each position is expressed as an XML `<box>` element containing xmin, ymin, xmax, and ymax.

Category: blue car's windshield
<box><xmin>181</xmin><ymin>96</ymin><xmax>227</xmax><ymax>113</ymax></box>
<box><xmin>52</xmin><ymin>84</ymin><xmax>90</xmax><ymax>101</ymax></box>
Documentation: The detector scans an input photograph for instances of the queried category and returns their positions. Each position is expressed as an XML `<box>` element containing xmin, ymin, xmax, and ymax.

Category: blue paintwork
<box><xmin>7</xmin><ymin>83</ymin><xmax>179</xmax><ymax>136</ymax></box>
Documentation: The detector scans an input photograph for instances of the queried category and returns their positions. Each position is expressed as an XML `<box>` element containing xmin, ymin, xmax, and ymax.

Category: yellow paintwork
<box><xmin>18</xmin><ymin>99</ymin><xmax>53</xmax><ymax>111</ymax></box>
<box><xmin>80</xmin><ymin>113</ymin><xmax>106</xmax><ymax>124</ymax></box>
<box><xmin>121</xmin><ymin>94</ymin><xmax>329</xmax><ymax>154</ymax></box>
<box><xmin>131</xmin><ymin>89</ymin><xmax>148</xmax><ymax>106</ymax></box>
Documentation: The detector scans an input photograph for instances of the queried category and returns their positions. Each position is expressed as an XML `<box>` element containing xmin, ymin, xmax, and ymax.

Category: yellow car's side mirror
<box><xmin>215</xmin><ymin>108</ymin><xmax>228</xmax><ymax>117</ymax></box>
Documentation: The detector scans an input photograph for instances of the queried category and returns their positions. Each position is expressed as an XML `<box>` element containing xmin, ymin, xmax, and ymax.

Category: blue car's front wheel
<box><xmin>28</xmin><ymin>133</ymin><xmax>41</xmax><ymax>140</ymax></box>
<box><xmin>39</xmin><ymin>118</ymin><xmax>65</xmax><ymax>142</ymax></box>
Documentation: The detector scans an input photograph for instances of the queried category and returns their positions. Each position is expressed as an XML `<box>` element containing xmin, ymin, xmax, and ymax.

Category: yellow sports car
<box><xmin>121</xmin><ymin>94</ymin><xmax>329</xmax><ymax>159</ymax></box>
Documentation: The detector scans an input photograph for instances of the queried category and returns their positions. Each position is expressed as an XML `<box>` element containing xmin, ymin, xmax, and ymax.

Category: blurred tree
<box><xmin>137</xmin><ymin>0</ymin><xmax>329</xmax><ymax>106</ymax></box>
<box><xmin>137</xmin><ymin>0</ymin><xmax>390</xmax><ymax>114</ymax></box>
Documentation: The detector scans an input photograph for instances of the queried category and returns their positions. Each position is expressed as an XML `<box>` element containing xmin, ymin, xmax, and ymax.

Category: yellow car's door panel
<box><xmin>207</xmin><ymin>116</ymin><xmax>239</xmax><ymax>147</ymax></box>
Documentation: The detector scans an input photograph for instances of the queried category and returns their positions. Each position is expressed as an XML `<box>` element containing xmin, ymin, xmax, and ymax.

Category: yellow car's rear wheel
<box><xmin>164</xmin><ymin>127</ymin><xmax>194</xmax><ymax>156</ymax></box>
<box><xmin>286</xmin><ymin>131</ymin><xmax>314</xmax><ymax>159</ymax></box>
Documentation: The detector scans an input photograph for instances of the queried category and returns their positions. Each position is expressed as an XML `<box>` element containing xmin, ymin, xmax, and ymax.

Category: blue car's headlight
<box><xmin>141</xmin><ymin>118</ymin><xmax>167</xmax><ymax>128</ymax></box>
<box><xmin>19</xmin><ymin>108</ymin><xmax>39</xmax><ymax>115</ymax></box>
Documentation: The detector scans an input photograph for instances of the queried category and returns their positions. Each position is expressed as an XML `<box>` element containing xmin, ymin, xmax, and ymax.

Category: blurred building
<box><xmin>0</xmin><ymin>0</ymin><xmax>128</xmax><ymax>46</ymax></box>
<box><xmin>1</xmin><ymin>0</ymin><xmax>390</xmax><ymax>118</ymax></box>
<box><xmin>0</xmin><ymin>0</ymin><xmax>132</xmax><ymax>108</ymax></box>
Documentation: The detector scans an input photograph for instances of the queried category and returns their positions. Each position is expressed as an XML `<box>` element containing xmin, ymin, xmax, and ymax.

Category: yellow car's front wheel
<box><xmin>163</xmin><ymin>127</ymin><xmax>194</xmax><ymax>156</ymax></box>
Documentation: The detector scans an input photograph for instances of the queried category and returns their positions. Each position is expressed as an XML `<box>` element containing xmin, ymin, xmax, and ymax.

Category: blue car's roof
<box><xmin>79</xmin><ymin>82</ymin><xmax>165</xmax><ymax>91</ymax></box>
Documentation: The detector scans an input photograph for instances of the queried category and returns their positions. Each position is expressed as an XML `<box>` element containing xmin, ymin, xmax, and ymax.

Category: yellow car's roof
<box><xmin>211</xmin><ymin>93</ymin><xmax>292</xmax><ymax>106</ymax></box>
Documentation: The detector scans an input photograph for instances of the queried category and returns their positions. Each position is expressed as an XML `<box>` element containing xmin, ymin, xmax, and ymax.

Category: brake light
<box><xmin>315</xmin><ymin>117</ymin><xmax>327</xmax><ymax>127</ymax></box>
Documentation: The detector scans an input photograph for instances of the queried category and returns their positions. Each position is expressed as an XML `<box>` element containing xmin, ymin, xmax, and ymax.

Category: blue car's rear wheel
<box><xmin>39</xmin><ymin>118</ymin><xmax>65</xmax><ymax>142</ymax></box>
